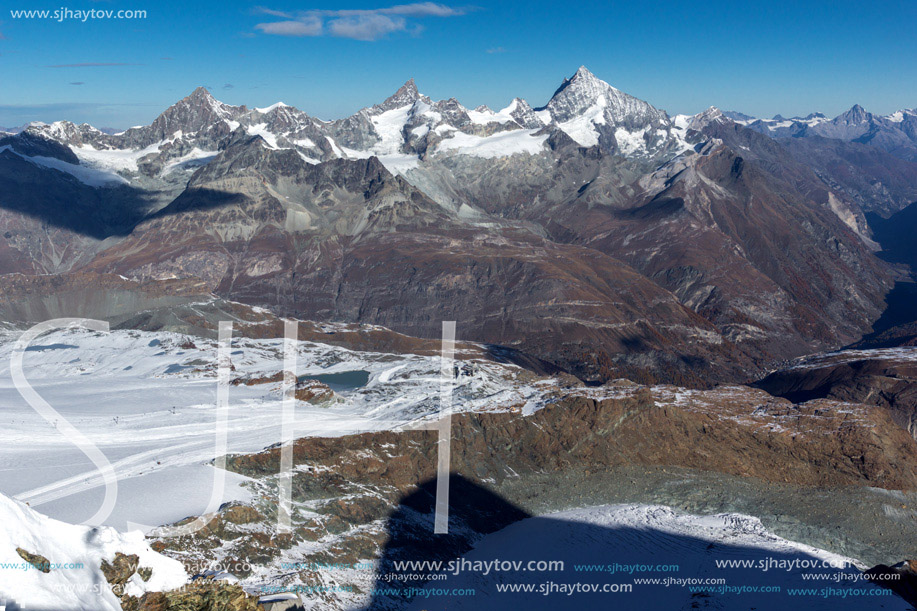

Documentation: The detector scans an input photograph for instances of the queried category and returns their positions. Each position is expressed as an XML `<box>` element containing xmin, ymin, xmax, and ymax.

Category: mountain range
<box><xmin>2</xmin><ymin>66</ymin><xmax>916</xmax><ymax>385</ymax></box>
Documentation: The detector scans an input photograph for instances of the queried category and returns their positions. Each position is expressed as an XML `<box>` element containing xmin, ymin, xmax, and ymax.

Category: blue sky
<box><xmin>1</xmin><ymin>0</ymin><xmax>915</xmax><ymax>128</ymax></box>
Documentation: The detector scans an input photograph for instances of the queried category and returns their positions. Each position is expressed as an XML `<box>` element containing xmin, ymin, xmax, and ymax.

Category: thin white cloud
<box><xmin>254</xmin><ymin>3</ymin><xmax>471</xmax><ymax>41</ymax></box>
<box><xmin>255</xmin><ymin>6</ymin><xmax>294</xmax><ymax>19</ymax></box>
<box><xmin>331</xmin><ymin>3</ymin><xmax>466</xmax><ymax>17</ymax></box>
<box><xmin>328</xmin><ymin>14</ymin><xmax>406</xmax><ymax>41</ymax></box>
<box><xmin>256</xmin><ymin>17</ymin><xmax>322</xmax><ymax>37</ymax></box>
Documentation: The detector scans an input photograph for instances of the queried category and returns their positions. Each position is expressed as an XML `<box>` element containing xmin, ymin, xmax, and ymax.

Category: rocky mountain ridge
<box><xmin>733</xmin><ymin>104</ymin><xmax>917</xmax><ymax>162</ymax></box>
<box><xmin>0</xmin><ymin>67</ymin><xmax>908</xmax><ymax>386</ymax></box>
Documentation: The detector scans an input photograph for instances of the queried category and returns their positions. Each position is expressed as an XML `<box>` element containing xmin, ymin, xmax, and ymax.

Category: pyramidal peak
<box><xmin>185</xmin><ymin>86</ymin><xmax>220</xmax><ymax>105</ymax></box>
<box><xmin>838</xmin><ymin>104</ymin><xmax>870</xmax><ymax>123</ymax></box>
<box><xmin>537</xmin><ymin>65</ymin><xmax>669</xmax><ymax>135</ymax></box>
<box><xmin>573</xmin><ymin>65</ymin><xmax>603</xmax><ymax>84</ymax></box>
<box><xmin>173</xmin><ymin>86</ymin><xmax>236</xmax><ymax>115</ymax></box>
<box><xmin>545</xmin><ymin>65</ymin><xmax>613</xmax><ymax>105</ymax></box>
<box><xmin>377</xmin><ymin>78</ymin><xmax>421</xmax><ymax>112</ymax></box>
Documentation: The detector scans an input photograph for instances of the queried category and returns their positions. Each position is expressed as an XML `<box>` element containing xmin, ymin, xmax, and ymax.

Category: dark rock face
<box><xmin>755</xmin><ymin>350</ymin><xmax>917</xmax><ymax>439</ymax></box>
<box><xmin>429</xmin><ymin>122</ymin><xmax>891</xmax><ymax>371</ymax></box>
<box><xmin>866</xmin><ymin>560</ymin><xmax>917</xmax><ymax>607</ymax></box>
<box><xmin>0</xmin><ymin>272</ymin><xmax>208</xmax><ymax>323</ymax></box>
<box><xmin>0</xmin><ymin>132</ymin><xmax>79</xmax><ymax>163</ymax></box>
<box><xmin>229</xmin><ymin>386</ymin><xmax>917</xmax><ymax>492</ymax></box>
<box><xmin>102</xmin><ymin>552</ymin><xmax>145</xmax><ymax>595</ymax></box>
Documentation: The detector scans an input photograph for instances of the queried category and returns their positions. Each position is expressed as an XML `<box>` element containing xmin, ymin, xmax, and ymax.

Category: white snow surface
<box><xmin>0</xmin><ymin>491</ymin><xmax>187</xmax><ymax>610</ymax></box>
<box><xmin>0</xmin><ymin>326</ymin><xmax>551</xmax><ymax>531</ymax></box>
<box><xmin>466</xmin><ymin>103</ymin><xmax>517</xmax><ymax>125</ymax></box>
<box><xmin>73</xmin><ymin>143</ymin><xmax>162</xmax><ymax>174</ymax></box>
<box><xmin>435</xmin><ymin>128</ymin><xmax>549</xmax><ymax>158</ymax></box>
<box><xmin>255</xmin><ymin>102</ymin><xmax>289</xmax><ymax>113</ymax></box>
<box><xmin>369</xmin><ymin>105</ymin><xmax>413</xmax><ymax>156</ymax></box>
<box><xmin>245</xmin><ymin>123</ymin><xmax>279</xmax><ymax>149</ymax></box>
<box><xmin>555</xmin><ymin>98</ymin><xmax>606</xmax><ymax>147</ymax></box>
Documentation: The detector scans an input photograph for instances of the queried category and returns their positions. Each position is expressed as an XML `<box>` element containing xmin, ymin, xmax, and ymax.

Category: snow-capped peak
<box><xmin>543</xmin><ymin>66</ymin><xmax>617</xmax><ymax>114</ymax></box>
<box><xmin>688</xmin><ymin>106</ymin><xmax>725</xmax><ymax>130</ymax></box>
<box><xmin>539</xmin><ymin>66</ymin><xmax>668</xmax><ymax>126</ymax></box>
<box><xmin>255</xmin><ymin>102</ymin><xmax>290</xmax><ymax>113</ymax></box>
<box><xmin>569</xmin><ymin>65</ymin><xmax>607</xmax><ymax>89</ymax></box>
<box><xmin>535</xmin><ymin>66</ymin><xmax>672</xmax><ymax>152</ymax></box>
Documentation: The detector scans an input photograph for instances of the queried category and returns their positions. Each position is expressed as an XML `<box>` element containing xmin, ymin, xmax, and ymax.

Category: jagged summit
<box><xmin>377</xmin><ymin>78</ymin><xmax>421</xmax><ymax>112</ymax></box>
<box><xmin>552</xmin><ymin>66</ymin><xmax>604</xmax><ymax>93</ymax></box>
<box><xmin>541</xmin><ymin>65</ymin><xmax>615</xmax><ymax>110</ymax></box>
<box><xmin>839</xmin><ymin>104</ymin><xmax>870</xmax><ymax>123</ymax></box>
<box><xmin>188</xmin><ymin>86</ymin><xmax>214</xmax><ymax>100</ymax></box>
<box><xmin>534</xmin><ymin>65</ymin><xmax>672</xmax><ymax>151</ymax></box>
<box><xmin>688</xmin><ymin>106</ymin><xmax>726</xmax><ymax>131</ymax></box>
<box><xmin>539</xmin><ymin>65</ymin><xmax>668</xmax><ymax>125</ymax></box>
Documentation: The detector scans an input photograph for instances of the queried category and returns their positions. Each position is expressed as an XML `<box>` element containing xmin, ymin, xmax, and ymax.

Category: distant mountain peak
<box><xmin>839</xmin><ymin>104</ymin><xmax>870</xmax><ymax>123</ymax></box>
<box><xmin>378</xmin><ymin>78</ymin><xmax>420</xmax><ymax>111</ymax></box>
<box><xmin>573</xmin><ymin>65</ymin><xmax>599</xmax><ymax>81</ymax></box>
<box><xmin>696</xmin><ymin>106</ymin><xmax>724</xmax><ymax>122</ymax></box>
<box><xmin>170</xmin><ymin>86</ymin><xmax>236</xmax><ymax>116</ymax></box>
<box><xmin>538</xmin><ymin>66</ymin><xmax>668</xmax><ymax>142</ymax></box>
<box><xmin>529</xmin><ymin>66</ymin><xmax>674</xmax><ymax>154</ymax></box>
<box><xmin>721</xmin><ymin>110</ymin><xmax>756</xmax><ymax>122</ymax></box>
<box><xmin>546</xmin><ymin>65</ymin><xmax>613</xmax><ymax>104</ymax></box>
<box><xmin>683</xmin><ymin>106</ymin><xmax>726</xmax><ymax>131</ymax></box>
<box><xmin>188</xmin><ymin>86</ymin><xmax>216</xmax><ymax>102</ymax></box>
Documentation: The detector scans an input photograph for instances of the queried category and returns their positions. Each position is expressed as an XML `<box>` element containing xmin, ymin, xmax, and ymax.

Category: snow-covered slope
<box><xmin>405</xmin><ymin>504</ymin><xmax>908</xmax><ymax>610</ymax></box>
<box><xmin>0</xmin><ymin>491</ymin><xmax>187</xmax><ymax>611</ymax></box>
<box><xmin>0</xmin><ymin>326</ymin><xmax>556</xmax><ymax>531</ymax></box>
